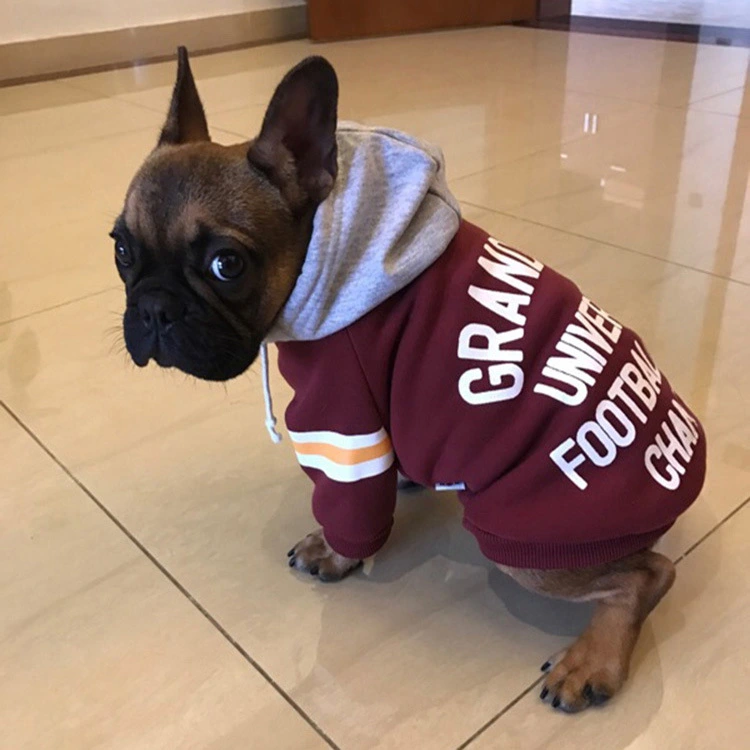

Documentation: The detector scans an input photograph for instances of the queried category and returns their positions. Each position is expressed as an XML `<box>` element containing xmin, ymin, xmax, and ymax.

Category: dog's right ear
<box><xmin>248</xmin><ymin>56</ymin><xmax>338</xmax><ymax>210</ymax></box>
<box><xmin>158</xmin><ymin>46</ymin><xmax>210</xmax><ymax>146</ymax></box>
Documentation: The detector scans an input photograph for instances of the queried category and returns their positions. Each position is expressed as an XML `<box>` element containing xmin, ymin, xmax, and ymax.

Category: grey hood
<box><xmin>259</xmin><ymin>122</ymin><xmax>461</xmax><ymax>443</ymax></box>
<box><xmin>266</xmin><ymin>122</ymin><xmax>461</xmax><ymax>342</ymax></box>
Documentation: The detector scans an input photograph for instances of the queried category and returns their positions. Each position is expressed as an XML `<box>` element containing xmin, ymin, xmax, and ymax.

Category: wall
<box><xmin>0</xmin><ymin>0</ymin><xmax>302</xmax><ymax>44</ymax></box>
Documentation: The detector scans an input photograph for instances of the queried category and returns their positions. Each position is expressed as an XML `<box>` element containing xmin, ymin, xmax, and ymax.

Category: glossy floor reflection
<box><xmin>1</xmin><ymin>24</ymin><xmax>749</xmax><ymax>750</ymax></box>
<box><xmin>572</xmin><ymin>0</ymin><xmax>750</xmax><ymax>29</ymax></box>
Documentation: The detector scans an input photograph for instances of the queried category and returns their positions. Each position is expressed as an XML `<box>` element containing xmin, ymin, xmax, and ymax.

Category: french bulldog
<box><xmin>112</xmin><ymin>48</ymin><xmax>705</xmax><ymax>712</ymax></box>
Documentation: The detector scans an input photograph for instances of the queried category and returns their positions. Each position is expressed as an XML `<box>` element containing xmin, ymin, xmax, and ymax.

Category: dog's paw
<box><xmin>287</xmin><ymin>528</ymin><xmax>363</xmax><ymax>582</ymax></box>
<box><xmin>539</xmin><ymin>636</ymin><xmax>625</xmax><ymax>713</ymax></box>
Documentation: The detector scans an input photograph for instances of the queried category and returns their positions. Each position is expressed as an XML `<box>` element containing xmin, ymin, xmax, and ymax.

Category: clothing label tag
<box><xmin>435</xmin><ymin>482</ymin><xmax>466</xmax><ymax>491</ymax></box>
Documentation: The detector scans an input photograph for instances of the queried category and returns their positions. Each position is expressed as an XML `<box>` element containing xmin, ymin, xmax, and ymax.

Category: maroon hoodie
<box><xmin>276</xmin><ymin>221</ymin><xmax>706</xmax><ymax>569</ymax></box>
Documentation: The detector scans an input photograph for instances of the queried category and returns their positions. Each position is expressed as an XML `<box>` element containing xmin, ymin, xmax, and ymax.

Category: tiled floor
<box><xmin>1</xmin><ymin>24</ymin><xmax>749</xmax><ymax>750</ymax></box>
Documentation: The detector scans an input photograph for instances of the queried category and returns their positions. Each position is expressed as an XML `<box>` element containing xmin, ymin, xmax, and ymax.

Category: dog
<box><xmin>112</xmin><ymin>48</ymin><xmax>706</xmax><ymax>713</ymax></box>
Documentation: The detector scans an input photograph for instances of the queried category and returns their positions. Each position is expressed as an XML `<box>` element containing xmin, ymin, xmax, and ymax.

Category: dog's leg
<box><xmin>499</xmin><ymin>549</ymin><xmax>675</xmax><ymax>712</ymax></box>
<box><xmin>288</xmin><ymin>528</ymin><xmax>363</xmax><ymax>582</ymax></box>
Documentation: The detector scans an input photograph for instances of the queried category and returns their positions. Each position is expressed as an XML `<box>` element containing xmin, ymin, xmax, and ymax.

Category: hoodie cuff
<box><xmin>323</xmin><ymin>525</ymin><xmax>392</xmax><ymax>560</ymax></box>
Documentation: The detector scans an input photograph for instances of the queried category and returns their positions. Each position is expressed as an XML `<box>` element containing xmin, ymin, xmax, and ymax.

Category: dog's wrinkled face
<box><xmin>113</xmin><ymin>48</ymin><xmax>338</xmax><ymax>381</ymax></box>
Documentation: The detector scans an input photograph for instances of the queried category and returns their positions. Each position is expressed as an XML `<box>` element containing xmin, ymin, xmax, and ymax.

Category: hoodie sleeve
<box><xmin>276</xmin><ymin>333</ymin><xmax>397</xmax><ymax>560</ymax></box>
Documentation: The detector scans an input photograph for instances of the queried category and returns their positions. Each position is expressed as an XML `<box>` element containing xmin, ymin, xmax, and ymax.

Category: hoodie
<box><xmin>263</xmin><ymin>123</ymin><xmax>705</xmax><ymax>569</ymax></box>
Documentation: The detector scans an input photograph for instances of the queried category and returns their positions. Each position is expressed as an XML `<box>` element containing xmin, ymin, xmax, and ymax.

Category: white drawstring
<box><xmin>260</xmin><ymin>343</ymin><xmax>282</xmax><ymax>444</ymax></box>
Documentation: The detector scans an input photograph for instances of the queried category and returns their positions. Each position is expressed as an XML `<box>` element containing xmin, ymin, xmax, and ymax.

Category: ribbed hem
<box><xmin>323</xmin><ymin>526</ymin><xmax>392</xmax><ymax>560</ymax></box>
<box><xmin>464</xmin><ymin>519</ymin><xmax>674</xmax><ymax>570</ymax></box>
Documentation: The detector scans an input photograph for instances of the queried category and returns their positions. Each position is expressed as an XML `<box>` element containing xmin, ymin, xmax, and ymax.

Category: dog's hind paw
<box><xmin>539</xmin><ymin>633</ymin><xmax>624</xmax><ymax>713</ymax></box>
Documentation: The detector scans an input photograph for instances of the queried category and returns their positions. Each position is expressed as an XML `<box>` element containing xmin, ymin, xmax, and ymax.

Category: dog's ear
<box><xmin>158</xmin><ymin>46</ymin><xmax>210</xmax><ymax>146</ymax></box>
<box><xmin>248</xmin><ymin>56</ymin><xmax>338</xmax><ymax>208</ymax></box>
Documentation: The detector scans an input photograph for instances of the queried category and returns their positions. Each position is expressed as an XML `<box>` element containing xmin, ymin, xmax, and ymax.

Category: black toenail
<box><xmin>310</xmin><ymin>566</ymin><xmax>319</xmax><ymax>575</ymax></box>
<box><xmin>540</xmin><ymin>687</ymin><xmax>548</xmax><ymax>700</ymax></box>
<box><xmin>591</xmin><ymin>691</ymin><xmax>611</xmax><ymax>706</ymax></box>
<box><xmin>287</xmin><ymin>548</ymin><xmax>295</xmax><ymax>557</ymax></box>
<box><xmin>289</xmin><ymin>556</ymin><xmax>296</xmax><ymax>567</ymax></box>
<box><xmin>552</xmin><ymin>697</ymin><xmax>561</xmax><ymax>709</ymax></box>
<box><xmin>541</xmin><ymin>661</ymin><xmax>551</xmax><ymax>672</ymax></box>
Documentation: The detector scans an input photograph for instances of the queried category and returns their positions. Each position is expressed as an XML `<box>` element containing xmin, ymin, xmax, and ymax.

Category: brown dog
<box><xmin>112</xmin><ymin>48</ymin><xmax>705</xmax><ymax>713</ymax></box>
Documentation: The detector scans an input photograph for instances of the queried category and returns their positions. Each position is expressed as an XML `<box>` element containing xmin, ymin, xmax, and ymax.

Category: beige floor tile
<box><xmin>0</xmin><ymin>129</ymin><xmax>153</xmax><ymax>324</ymax></box>
<box><xmin>0</xmin><ymin>79</ymin><xmax>100</xmax><ymax>117</ymax></box>
<box><xmin>0</xmin><ymin>95</ymin><xmax>164</xmax><ymax>161</ymax></box>
<box><xmin>0</xmin><ymin>408</ymin><xmax>327</xmax><ymax>750</ymax></box>
<box><xmin>464</xmin><ymin>497</ymin><xmax>750</xmax><ymax>750</ymax></box>
<box><xmin>212</xmin><ymin>86</ymin><xmax>639</xmax><ymax>183</ymax></box>
<box><xmin>542</xmin><ymin>29</ymin><xmax>749</xmax><ymax>107</ymax></box>
<box><xmin>452</xmin><ymin>104</ymin><xmax>750</xmax><ymax>283</ymax></box>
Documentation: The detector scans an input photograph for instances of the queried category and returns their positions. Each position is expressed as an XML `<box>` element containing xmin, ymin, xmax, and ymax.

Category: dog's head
<box><xmin>112</xmin><ymin>48</ymin><xmax>338</xmax><ymax>380</ymax></box>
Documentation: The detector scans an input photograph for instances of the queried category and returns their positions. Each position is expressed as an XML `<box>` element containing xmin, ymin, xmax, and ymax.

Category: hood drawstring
<box><xmin>260</xmin><ymin>343</ymin><xmax>282</xmax><ymax>444</ymax></box>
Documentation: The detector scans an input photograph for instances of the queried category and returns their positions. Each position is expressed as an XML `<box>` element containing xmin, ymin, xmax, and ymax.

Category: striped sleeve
<box><xmin>289</xmin><ymin>428</ymin><xmax>395</xmax><ymax>483</ymax></box>
<box><xmin>276</xmin><ymin>332</ymin><xmax>398</xmax><ymax>561</ymax></box>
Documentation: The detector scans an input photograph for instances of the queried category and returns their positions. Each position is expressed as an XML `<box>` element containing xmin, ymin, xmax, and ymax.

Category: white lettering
<box><xmin>550</xmin><ymin>438</ymin><xmax>588</xmax><ymax>490</ymax></box>
<box><xmin>632</xmin><ymin>339</ymin><xmax>662</xmax><ymax>388</ymax></box>
<box><xmin>457</xmin><ymin>323</ymin><xmax>523</xmax><ymax>362</ymax></box>
<box><xmin>485</xmin><ymin>237</ymin><xmax>544</xmax><ymax>272</ymax></box>
<box><xmin>645</xmin><ymin>445</ymin><xmax>680</xmax><ymax>490</ymax></box>
<box><xmin>577</xmin><ymin>421</ymin><xmax>617</xmax><ymax>466</ymax></box>
<box><xmin>643</xmin><ymin>398</ymin><xmax>702</xmax><ymax>491</ymax></box>
<box><xmin>468</xmin><ymin>285</ymin><xmax>530</xmax><ymax>327</ymax></box>
<box><xmin>477</xmin><ymin>255</ymin><xmax>536</xmax><ymax>296</ymax></box>
<box><xmin>546</xmin><ymin>339</ymin><xmax>605</xmax><ymax>387</ymax></box>
<box><xmin>534</xmin><ymin>366</ymin><xmax>588</xmax><ymax>406</ymax></box>
<box><xmin>620</xmin><ymin>362</ymin><xmax>658</xmax><ymax>410</ymax></box>
<box><xmin>457</xmin><ymin>236</ymin><xmax>544</xmax><ymax>406</ymax></box>
<box><xmin>549</xmin><ymin>346</ymin><xmax>665</xmax><ymax>489</ymax></box>
<box><xmin>577</xmin><ymin>297</ymin><xmax>623</xmax><ymax>345</ymax></box>
<box><xmin>608</xmin><ymin>376</ymin><xmax>648</xmax><ymax>424</ymax></box>
<box><xmin>534</xmin><ymin>295</ymin><xmax>619</xmax><ymax>406</ymax></box>
<box><xmin>458</xmin><ymin>364</ymin><xmax>524</xmax><ymax>405</ymax></box>
<box><xmin>596</xmin><ymin>400</ymin><xmax>636</xmax><ymax>446</ymax></box>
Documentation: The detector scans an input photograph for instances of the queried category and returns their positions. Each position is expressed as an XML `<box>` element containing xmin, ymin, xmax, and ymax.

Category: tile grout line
<box><xmin>455</xmin><ymin>494</ymin><xmax>750</xmax><ymax>749</ymax></box>
<box><xmin>49</xmin><ymin>79</ymin><xmax>268</xmax><ymax>147</ymax></box>
<box><xmin>0</xmin><ymin>286</ymin><xmax>120</xmax><ymax>328</ymax></box>
<box><xmin>688</xmin><ymin>85</ymin><xmax>745</xmax><ymax>107</ymax></box>
<box><xmin>57</xmin><ymin>76</ymin><xmax>270</xmax><ymax>122</ymax></box>
<box><xmin>0</xmin><ymin>123</ymin><xmax>161</xmax><ymax>166</ymax></box>
<box><xmin>460</xmin><ymin>200</ymin><xmax>750</xmax><ymax>289</ymax></box>
<box><xmin>455</xmin><ymin>676</ymin><xmax>546</xmax><ymax>750</ymax></box>
<box><xmin>674</xmin><ymin>493</ymin><xmax>750</xmax><ymax>564</ymax></box>
<box><xmin>0</xmin><ymin>400</ymin><xmax>341</xmax><ymax>750</ymax></box>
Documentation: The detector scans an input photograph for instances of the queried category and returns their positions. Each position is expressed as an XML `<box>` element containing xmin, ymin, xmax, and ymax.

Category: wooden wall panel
<box><xmin>308</xmin><ymin>0</ymin><xmax>539</xmax><ymax>41</ymax></box>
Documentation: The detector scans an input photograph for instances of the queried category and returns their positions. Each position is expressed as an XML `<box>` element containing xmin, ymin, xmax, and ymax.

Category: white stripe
<box><xmin>288</xmin><ymin>427</ymin><xmax>388</xmax><ymax>450</ymax></box>
<box><xmin>296</xmin><ymin>451</ymin><xmax>394</xmax><ymax>483</ymax></box>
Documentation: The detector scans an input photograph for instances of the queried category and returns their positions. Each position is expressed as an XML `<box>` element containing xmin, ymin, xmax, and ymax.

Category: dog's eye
<box><xmin>114</xmin><ymin>241</ymin><xmax>133</xmax><ymax>267</ymax></box>
<box><xmin>209</xmin><ymin>251</ymin><xmax>245</xmax><ymax>282</ymax></box>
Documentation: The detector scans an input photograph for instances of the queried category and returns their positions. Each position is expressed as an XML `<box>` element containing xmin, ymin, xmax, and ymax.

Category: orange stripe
<box><xmin>293</xmin><ymin>436</ymin><xmax>392</xmax><ymax>466</ymax></box>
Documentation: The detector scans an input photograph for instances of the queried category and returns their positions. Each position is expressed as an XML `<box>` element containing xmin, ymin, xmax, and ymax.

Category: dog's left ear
<box><xmin>248</xmin><ymin>56</ymin><xmax>338</xmax><ymax>209</ymax></box>
<box><xmin>158</xmin><ymin>46</ymin><xmax>210</xmax><ymax>146</ymax></box>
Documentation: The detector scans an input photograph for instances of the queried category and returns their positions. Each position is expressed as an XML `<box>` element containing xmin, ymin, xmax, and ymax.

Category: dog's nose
<box><xmin>138</xmin><ymin>292</ymin><xmax>185</xmax><ymax>331</ymax></box>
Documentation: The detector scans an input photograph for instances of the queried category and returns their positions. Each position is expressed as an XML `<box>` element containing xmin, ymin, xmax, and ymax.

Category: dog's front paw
<box><xmin>287</xmin><ymin>528</ymin><xmax>363</xmax><ymax>582</ymax></box>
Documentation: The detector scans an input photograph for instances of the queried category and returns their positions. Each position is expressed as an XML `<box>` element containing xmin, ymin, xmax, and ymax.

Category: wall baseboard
<box><xmin>0</xmin><ymin>4</ymin><xmax>307</xmax><ymax>85</ymax></box>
